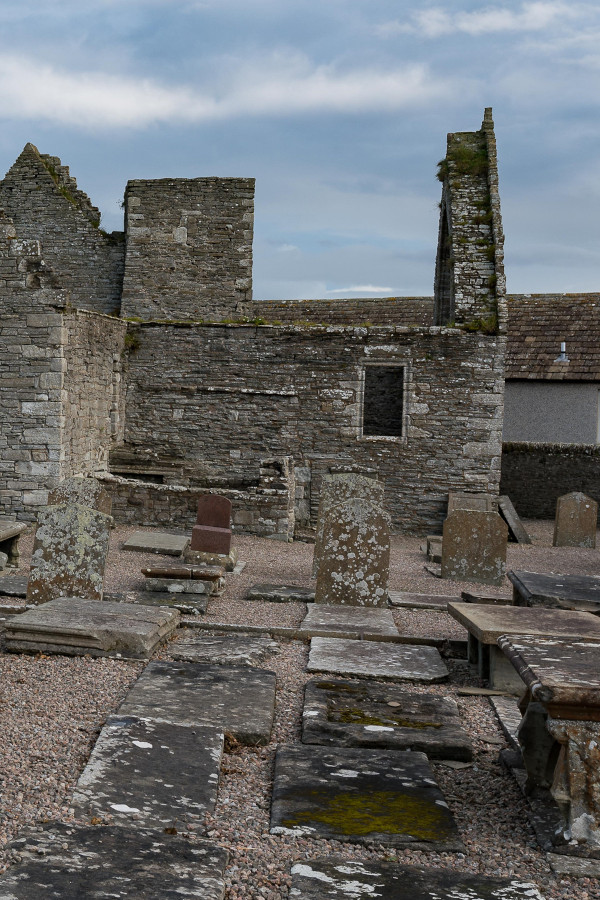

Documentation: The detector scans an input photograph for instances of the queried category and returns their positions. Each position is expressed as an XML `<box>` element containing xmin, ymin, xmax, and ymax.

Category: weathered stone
<box><xmin>388</xmin><ymin>591</ymin><xmax>453</xmax><ymax>610</ymax></box>
<box><xmin>246</xmin><ymin>583</ymin><xmax>315</xmax><ymax>603</ymax></box>
<box><xmin>508</xmin><ymin>570</ymin><xmax>600</xmax><ymax>614</ymax></box>
<box><xmin>191</xmin><ymin>494</ymin><xmax>232</xmax><ymax>555</ymax></box>
<box><xmin>0</xmin><ymin>551</ymin><xmax>8</xmax><ymax>571</ymax></box>
<box><xmin>516</xmin><ymin>701</ymin><xmax>557</xmax><ymax>794</ymax></box>
<box><xmin>142</xmin><ymin>576</ymin><xmax>224</xmax><ymax>595</ymax></box>
<box><xmin>300</xmin><ymin>605</ymin><xmax>398</xmax><ymax>638</ymax></box>
<box><xmin>302</xmin><ymin>678</ymin><xmax>472</xmax><ymax>760</ymax></box>
<box><xmin>26</xmin><ymin>503</ymin><xmax>112</xmax><ymax>604</ymax></box>
<box><xmin>307</xmin><ymin>637</ymin><xmax>448</xmax><ymax>683</ymax></box>
<box><xmin>289</xmin><ymin>859</ymin><xmax>545</xmax><ymax>899</ymax></box>
<box><xmin>315</xmin><ymin>498</ymin><xmax>390</xmax><ymax>607</ymax></box>
<box><xmin>553</xmin><ymin>491</ymin><xmax>598</xmax><ymax>549</ymax></box>
<box><xmin>122</xmin><ymin>530</ymin><xmax>190</xmax><ymax>556</ymax></box>
<box><xmin>0</xmin><ymin>824</ymin><xmax>228</xmax><ymax>898</ymax></box>
<box><xmin>270</xmin><ymin>745</ymin><xmax>462</xmax><ymax>849</ymax></box>
<box><xmin>72</xmin><ymin>715</ymin><xmax>222</xmax><ymax>828</ymax></box>
<box><xmin>142</xmin><ymin>565</ymin><xmax>225</xmax><ymax>581</ymax></box>
<box><xmin>0</xmin><ymin>574</ymin><xmax>32</xmax><ymax>597</ymax></box>
<box><xmin>184</xmin><ymin>546</ymin><xmax>238</xmax><ymax>572</ymax></box>
<box><xmin>448</xmin><ymin>491</ymin><xmax>494</xmax><ymax>514</ymax></box>
<box><xmin>135</xmin><ymin>592</ymin><xmax>209</xmax><ymax>614</ymax></box>
<box><xmin>441</xmin><ymin>510</ymin><xmax>507</xmax><ymax>586</ymax></box>
<box><xmin>170</xmin><ymin>632</ymin><xmax>280</xmax><ymax>665</ymax></box>
<box><xmin>0</xmin><ymin>520</ymin><xmax>27</xmax><ymax>566</ymax></box>
<box><xmin>48</xmin><ymin>475</ymin><xmax>112</xmax><ymax>515</ymax></box>
<box><xmin>312</xmin><ymin>473</ymin><xmax>385</xmax><ymax>577</ymax></box>
<box><xmin>425</xmin><ymin>535</ymin><xmax>442</xmax><ymax>563</ymax></box>
<box><xmin>4</xmin><ymin>597</ymin><xmax>179</xmax><ymax>658</ymax></box>
<box><xmin>498</xmin><ymin>494</ymin><xmax>531</xmax><ymax>544</ymax></box>
<box><xmin>119</xmin><ymin>660</ymin><xmax>276</xmax><ymax>745</ymax></box>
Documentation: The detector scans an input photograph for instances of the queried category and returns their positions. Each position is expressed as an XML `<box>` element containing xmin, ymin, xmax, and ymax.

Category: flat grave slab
<box><xmin>0</xmin><ymin>823</ymin><xmax>228</xmax><ymax>899</ymax></box>
<box><xmin>307</xmin><ymin>637</ymin><xmax>448</xmax><ymax>683</ymax></box>
<box><xmin>246</xmin><ymin>583</ymin><xmax>315</xmax><ymax>603</ymax></box>
<box><xmin>388</xmin><ymin>591</ymin><xmax>454</xmax><ymax>610</ymax></box>
<box><xmin>498</xmin><ymin>495</ymin><xmax>532</xmax><ymax>544</ymax></box>
<box><xmin>0</xmin><ymin>574</ymin><xmax>27</xmax><ymax>597</ymax></box>
<box><xmin>134</xmin><ymin>592</ymin><xmax>209</xmax><ymax>615</ymax></box>
<box><xmin>508</xmin><ymin>570</ymin><xmax>600</xmax><ymax>614</ymax></box>
<box><xmin>119</xmin><ymin>660</ymin><xmax>276</xmax><ymax>745</ymax></box>
<box><xmin>72</xmin><ymin>715</ymin><xmax>222</xmax><ymax>829</ymax></box>
<box><xmin>302</xmin><ymin>677</ymin><xmax>472</xmax><ymax>760</ymax></box>
<box><xmin>289</xmin><ymin>859</ymin><xmax>545</xmax><ymax>899</ymax></box>
<box><xmin>4</xmin><ymin>597</ymin><xmax>179</xmax><ymax>659</ymax></box>
<box><xmin>300</xmin><ymin>604</ymin><xmax>398</xmax><ymax>638</ymax></box>
<box><xmin>270</xmin><ymin>745</ymin><xmax>462</xmax><ymax>849</ymax></box>
<box><xmin>122</xmin><ymin>531</ymin><xmax>190</xmax><ymax>556</ymax></box>
<box><xmin>170</xmin><ymin>632</ymin><xmax>280</xmax><ymax>666</ymax></box>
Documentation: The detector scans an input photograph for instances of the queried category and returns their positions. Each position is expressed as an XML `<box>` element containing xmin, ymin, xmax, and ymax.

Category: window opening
<box><xmin>362</xmin><ymin>366</ymin><xmax>404</xmax><ymax>438</ymax></box>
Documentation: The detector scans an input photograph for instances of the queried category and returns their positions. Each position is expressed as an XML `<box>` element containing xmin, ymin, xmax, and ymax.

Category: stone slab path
<box><xmin>119</xmin><ymin>660</ymin><xmax>277</xmax><ymax>745</ymax></box>
<box><xmin>4</xmin><ymin>597</ymin><xmax>179</xmax><ymax>659</ymax></box>
<box><xmin>307</xmin><ymin>637</ymin><xmax>449</xmax><ymax>683</ymax></box>
<box><xmin>302</xmin><ymin>677</ymin><xmax>472</xmax><ymax>760</ymax></box>
<box><xmin>171</xmin><ymin>632</ymin><xmax>280</xmax><ymax>665</ymax></box>
<box><xmin>300</xmin><ymin>604</ymin><xmax>398</xmax><ymax>638</ymax></box>
<box><xmin>289</xmin><ymin>859</ymin><xmax>545</xmax><ymax>899</ymax></box>
<box><xmin>0</xmin><ymin>824</ymin><xmax>228</xmax><ymax>898</ymax></box>
<box><xmin>122</xmin><ymin>531</ymin><xmax>190</xmax><ymax>556</ymax></box>
<box><xmin>72</xmin><ymin>715</ymin><xmax>223</xmax><ymax>829</ymax></box>
<box><xmin>270</xmin><ymin>745</ymin><xmax>462</xmax><ymax>849</ymax></box>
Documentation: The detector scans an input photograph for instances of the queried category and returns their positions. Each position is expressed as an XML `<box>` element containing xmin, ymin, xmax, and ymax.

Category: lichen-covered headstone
<box><xmin>315</xmin><ymin>498</ymin><xmax>390</xmax><ymax>607</ymax></box>
<box><xmin>441</xmin><ymin>510</ymin><xmax>507</xmax><ymax>587</ymax></box>
<box><xmin>553</xmin><ymin>491</ymin><xmax>598</xmax><ymax>549</ymax></box>
<box><xmin>312</xmin><ymin>474</ymin><xmax>385</xmax><ymax>577</ymax></box>
<box><xmin>447</xmin><ymin>491</ymin><xmax>494</xmax><ymax>514</ymax></box>
<box><xmin>27</xmin><ymin>503</ymin><xmax>112</xmax><ymax>605</ymax></box>
<box><xmin>48</xmin><ymin>476</ymin><xmax>112</xmax><ymax>516</ymax></box>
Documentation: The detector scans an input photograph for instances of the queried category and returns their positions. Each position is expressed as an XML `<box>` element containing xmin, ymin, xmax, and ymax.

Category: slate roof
<box><xmin>506</xmin><ymin>293</ymin><xmax>600</xmax><ymax>381</ymax></box>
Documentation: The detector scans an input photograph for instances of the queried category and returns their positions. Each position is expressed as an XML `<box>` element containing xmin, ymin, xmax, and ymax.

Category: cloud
<box><xmin>0</xmin><ymin>52</ymin><xmax>453</xmax><ymax>129</ymax></box>
<box><xmin>379</xmin><ymin>2</ymin><xmax>581</xmax><ymax>39</ymax></box>
<box><xmin>326</xmin><ymin>285</ymin><xmax>393</xmax><ymax>294</ymax></box>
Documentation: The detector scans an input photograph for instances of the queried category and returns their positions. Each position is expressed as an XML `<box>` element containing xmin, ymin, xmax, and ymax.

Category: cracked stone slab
<box><xmin>289</xmin><ymin>859</ymin><xmax>545</xmax><ymax>898</ymax></box>
<box><xmin>307</xmin><ymin>637</ymin><xmax>448</xmax><ymax>683</ymax></box>
<box><xmin>122</xmin><ymin>531</ymin><xmax>190</xmax><ymax>556</ymax></box>
<box><xmin>170</xmin><ymin>632</ymin><xmax>280</xmax><ymax>666</ymax></box>
<box><xmin>246</xmin><ymin>583</ymin><xmax>315</xmax><ymax>603</ymax></box>
<box><xmin>0</xmin><ymin>823</ymin><xmax>228</xmax><ymax>898</ymax></box>
<box><xmin>72</xmin><ymin>715</ymin><xmax>222</xmax><ymax>829</ymax></box>
<box><xmin>119</xmin><ymin>660</ymin><xmax>276</xmax><ymax>745</ymax></box>
<box><xmin>302</xmin><ymin>678</ymin><xmax>472</xmax><ymax>761</ymax></box>
<box><xmin>270</xmin><ymin>745</ymin><xmax>462</xmax><ymax>849</ymax></box>
<box><xmin>4</xmin><ymin>597</ymin><xmax>179</xmax><ymax>658</ymax></box>
<box><xmin>300</xmin><ymin>605</ymin><xmax>397</xmax><ymax>638</ymax></box>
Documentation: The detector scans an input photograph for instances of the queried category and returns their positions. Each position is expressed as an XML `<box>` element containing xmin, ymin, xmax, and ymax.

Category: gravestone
<box><xmin>246</xmin><ymin>583</ymin><xmax>315</xmax><ymax>603</ymax></box>
<box><xmin>170</xmin><ymin>632</ymin><xmax>280</xmax><ymax>666</ymax></box>
<box><xmin>315</xmin><ymin>498</ymin><xmax>390</xmax><ymax>607</ymax></box>
<box><xmin>48</xmin><ymin>476</ymin><xmax>112</xmax><ymax>516</ymax></box>
<box><xmin>312</xmin><ymin>473</ymin><xmax>384</xmax><ymax>576</ymax></box>
<box><xmin>441</xmin><ymin>510</ymin><xmax>507</xmax><ymax>586</ymax></box>
<box><xmin>300</xmin><ymin>604</ymin><xmax>398</xmax><ymax>638</ymax></box>
<box><xmin>447</xmin><ymin>491</ymin><xmax>494</xmax><ymax>514</ymax></box>
<box><xmin>553</xmin><ymin>491</ymin><xmax>598</xmax><ymax>549</ymax></box>
<box><xmin>191</xmin><ymin>494</ymin><xmax>232</xmax><ymax>555</ymax></box>
<box><xmin>122</xmin><ymin>531</ymin><xmax>190</xmax><ymax>556</ymax></box>
<box><xmin>307</xmin><ymin>637</ymin><xmax>448</xmax><ymax>683</ymax></box>
<box><xmin>27</xmin><ymin>503</ymin><xmax>112</xmax><ymax>605</ymax></box>
<box><xmin>498</xmin><ymin>495</ymin><xmax>531</xmax><ymax>544</ymax></box>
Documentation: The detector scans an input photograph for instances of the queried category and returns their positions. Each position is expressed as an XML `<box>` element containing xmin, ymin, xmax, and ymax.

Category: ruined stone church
<box><xmin>0</xmin><ymin>109</ymin><xmax>506</xmax><ymax>538</ymax></box>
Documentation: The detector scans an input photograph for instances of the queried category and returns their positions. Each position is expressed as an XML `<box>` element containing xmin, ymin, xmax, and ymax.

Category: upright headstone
<box><xmin>441</xmin><ymin>510</ymin><xmax>507</xmax><ymax>587</ymax></box>
<box><xmin>27</xmin><ymin>503</ymin><xmax>112</xmax><ymax>605</ymax></box>
<box><xmin>48</xmin><ymin>476</ymin><xmax>112</xmax><ymax>516</ymax></box>
<box><xmin>553</xmin><ymin>491</ymin><xmax>598</xmax><ymax>549</ymax></box>
<box><xmin>190</xmin><ymin>494</ymin><xmax>232</xmax><ymax>555</ymax></box>
<box><xmin>447</xmin><ymin>491</ymin><xmax>494</xmax><ymax>514</ymax></box>
<box><xmin>315</xmin><ymin>497</ymin><xmax>390</xmax><ymax>607</ymax></box>
<box><xmin>312</xmin><ymin>473</ymin><xmax>384</xmax><ymax>577</ymax></box>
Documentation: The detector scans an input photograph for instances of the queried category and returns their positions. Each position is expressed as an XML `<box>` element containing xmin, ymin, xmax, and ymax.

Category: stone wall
<box><xmin>251</xmin><ymin>297</ymin><xmax>433</xmax><ymax>327</ymax></box>
<box><xmin>0</xmin><ymin>144</ymin><xmax>125</xmax><ymax>315</ymax></box>
<box><xmin>114</xmin><ymin>321</ymin><xmax>505</xmax><ymax>535</ymax></box>
<box><xmin>120</xmin><ymin>177</ymin><xmax>254</xmax><ymax>321</ymax></box>
<box><xmin>501</xmin><ymin>443</ymin><xmax>600</xmax><ymax>521</ymax></box>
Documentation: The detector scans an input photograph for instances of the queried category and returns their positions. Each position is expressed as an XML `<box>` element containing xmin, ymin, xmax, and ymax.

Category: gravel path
<box><xmin>0</xmin><ymin>520</ymin><xmax>598</xmax><ymax>898</ymax></box>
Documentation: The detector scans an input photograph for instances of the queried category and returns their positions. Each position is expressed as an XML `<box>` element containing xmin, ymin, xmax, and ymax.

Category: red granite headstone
<box><xmin>190</xmin><ymin>494</ymin><xmax>232</xmax><ymax>554</ymax></box>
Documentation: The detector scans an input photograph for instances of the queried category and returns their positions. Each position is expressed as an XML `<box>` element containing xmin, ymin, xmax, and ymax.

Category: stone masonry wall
<box><xmin>114</xmin><ymin>322</ymin><xmax>505</xmax><ymax>535</ymax></box>
<box><xmin>251</xmin><ymin>297</ymin><xmax>433</xmax><ymax>327</ymax></box>
<box><xmin>120</xmin><ymin>177</ymin><xmax>254</xmax><ymax>321</ymax></box>
<box><xmin>0</xmin><ymin>144</ymin><xmax>125</xmax><ymax>315</ymax></box>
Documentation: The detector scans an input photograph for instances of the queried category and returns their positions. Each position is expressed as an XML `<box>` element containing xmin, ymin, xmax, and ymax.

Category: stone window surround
<box><xmin>357</xmin><ymin>360</ymin><xmax>409</xmax><ymax>444</ymax></box>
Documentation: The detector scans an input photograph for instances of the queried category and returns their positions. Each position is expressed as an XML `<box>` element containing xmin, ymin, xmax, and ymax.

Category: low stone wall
<box><xmin>500</xmin><ymin>442</ymin><xmax>600</xmax><ymax>520</ymax></box>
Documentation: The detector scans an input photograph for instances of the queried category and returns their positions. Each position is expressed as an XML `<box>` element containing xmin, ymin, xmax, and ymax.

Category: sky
<box><xmin>0</xmin><ymin>0</ymin><xmax>599</xmax><ymax>300</ymax></box>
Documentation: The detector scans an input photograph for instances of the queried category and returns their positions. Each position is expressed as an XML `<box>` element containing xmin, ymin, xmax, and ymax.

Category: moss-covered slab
<box><xmin>270</xmin><ymin>745</ymin><xmax>462</xmax><ymax>849</ymax></box>
<box><xmin>118</xmin><ymin>660</ymin><xmax>276</xmax><ymax>745</ymax></box>
<box><xmin>289</xmin><ymin>859</ymin><xmax>545</xmax><ymax>898</ymax></box>
<box><xmin>300</xmin><ymin>604</ymin><xmax>397</xmax><ymax>638</ymax></box>
<box><xmin>302</xmin><ymin>678</ymin><xmax>472</xmax><ymax>761</ymax></box>
<box><xmin>307</xmin><ymin>637</ymin><xmax>448</xmax><ymax>683</ymax></box>
<box><xmin>0</xmin><ymin>823</ymin><xmax>228</xmax><ymax>898</ymax></box>
<box><xmin>170</xmin><ymin>632</ymin><xmax>280</xmax><ymax>666</ymax></box>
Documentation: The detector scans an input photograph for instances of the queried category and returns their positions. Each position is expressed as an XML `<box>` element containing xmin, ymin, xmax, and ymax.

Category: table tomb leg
<box><xmin>546</xmin><ymin>718</ymin><xmax>600</xmax><ymax>848</ymax></box>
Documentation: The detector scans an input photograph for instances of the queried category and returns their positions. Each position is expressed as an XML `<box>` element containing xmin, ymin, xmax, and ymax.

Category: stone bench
<box><xmin>0</xmin><ymin>520</ymin><xmax>27</xmax><ymax>568</ymax></box>
<box><xmin>447</xmin><ymin>601</ymin><xmax>600</xmax><ymax>692</ymax></box>
<box><xmin>508</xmin><ymin>569</ymin><xmax>600</xmax><ymax>614</ymax></box>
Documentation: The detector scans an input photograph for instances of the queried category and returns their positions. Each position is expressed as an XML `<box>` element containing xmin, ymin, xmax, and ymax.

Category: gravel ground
<box><xmin>0</xmin><ymin>520</ymin><xmax>598</xmax><ymax>898</ymax></box>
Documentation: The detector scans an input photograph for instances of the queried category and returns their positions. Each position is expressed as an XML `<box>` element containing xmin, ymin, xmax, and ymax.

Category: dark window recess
<box><xmin>362</xmin><ymin>367</ymin><xmax>404</xmax><ymax>437</ymax></box>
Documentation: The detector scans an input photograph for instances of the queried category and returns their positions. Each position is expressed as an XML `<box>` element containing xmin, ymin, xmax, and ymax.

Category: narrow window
<box><xmin>362</xmin><ymin>366</ymin><xmax>404</xmax><ymax>438</ymax></box>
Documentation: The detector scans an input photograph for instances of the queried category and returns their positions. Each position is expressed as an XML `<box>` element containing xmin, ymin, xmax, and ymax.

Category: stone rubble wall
<box><xmin>116</xmin><ymin>321</ymin><xmax>505</xmax><ymax>535</ymax></box>
<box><xmin>120</xmin><ymin>177</ymin><xmax>254</xmax><ymax>321</ymax></box>
<box><xmin>250</xmin><ymin>297</ymin><xmax>434</xmax><ymax>327</ymax></box>
<box><xmin>0</xmin><ymin>144</ymin><xmax>125</xmax><ymax>315</ymax></box>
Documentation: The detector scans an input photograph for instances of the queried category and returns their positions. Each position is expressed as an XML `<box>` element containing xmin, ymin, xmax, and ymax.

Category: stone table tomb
<box><xmin>508</xmin><ymin>570</ymin><xmax>600</xmax><ymax>614</ymax></box>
